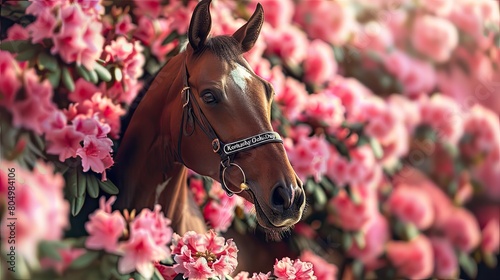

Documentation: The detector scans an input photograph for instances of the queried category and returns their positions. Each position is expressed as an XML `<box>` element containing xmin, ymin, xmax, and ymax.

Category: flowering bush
<box><xmin>1</xmin><ymin>0</ymin><xmax>499</xmax><ymax>279</ymax></box>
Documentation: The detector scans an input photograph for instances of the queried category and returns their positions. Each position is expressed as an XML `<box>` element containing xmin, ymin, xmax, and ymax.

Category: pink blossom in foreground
<box><xmin>40</xmin><ymin>248</ymin><xmax>86</xmax><ymax>275</ymax></box>
<box><xmin>273</xmin><ymin>257</ymin><xmax>316</xmax><ymax>280</ymax></box>
<box><xmin>6</xmin><ymin>24</ymin><xmax>29</xmax><ymax>41</ymax></box>
<box><xmin>386</xmin><ymin>185</ymin><xmax>435</xmax><ymax>230</ymax></box>
<box><xmin>0</xmin><ymin>161</ymin><xmax>68</xmax><ymax>266</ymax></box>
<box><xmin>170</xmin><ymin>230</ymin><xmax>238</xmax><ymax>279</ymax></box>
<box><xmin>0</xmin><ymin>50</ymin><xmax>22</xmax><ymax>108</ymax></box>
<box><xmin>299</xmin><ymin>250</ymin><xmax>337</xmax><ymax>280</ymax></box>
<box><xmin>234</xmin><ymin>271</ymin><xmax>271</xmax><ymax>280</ymax></box>
<box><xmin>85</xmin><ymin>196</ymin><xmax>126</xmax><ymax>253</ymax></box>
<box><xmin>412</xmin><ymin>15</ymin><xmax>458</xmax><ymax>62</ymax></box>
<box><xmin>430</xmin><ymin>237</ymin><xmax>458</xmax><ymax>279</ymax></box>
<box><xmin>441</xmin><ymin>207</ymin><xmax>481</xmax><ymax>252</ymax></box>
<box><xmin>76</xmin><ymin>135</ymin><xmax>114</xmax><ymax>178</ymax></box>
<box><xmin>461</xmin><ymin>104</ymin><xmax>500</xmax><ymax>158</ymax></box>
<box><xmin>386</xmin><ymin>235</ymin><xmax>434</xmax><ymax>279</ymax></box>
<box><xmin>45</xmin><ymin>124</ymin><xmax>85</xmax><ymax>162</ymax></box>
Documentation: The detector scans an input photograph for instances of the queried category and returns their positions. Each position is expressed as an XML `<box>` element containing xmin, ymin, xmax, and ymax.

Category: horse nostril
<box><xmin>271</xmin><ymin>184</ymin><xmax>293</xmax><ymax>210</ymax></box>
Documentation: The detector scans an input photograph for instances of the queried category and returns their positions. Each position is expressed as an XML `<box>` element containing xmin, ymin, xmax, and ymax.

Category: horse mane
<box><xmin>119</xmin><ymin>35</ymin><xmax>243</xmax><ymax>137</ymax></box>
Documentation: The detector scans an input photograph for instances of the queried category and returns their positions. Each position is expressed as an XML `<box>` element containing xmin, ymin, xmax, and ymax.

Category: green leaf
<box><xmin>342</xmin><ymin>232</ymin><xmax>353</xmax><ymax>251</ymax></box>
<box><xmin>77</xmin><ymin>168</ymin><xmax>87</xmax><ymax>197</ymax></box>
<box><xmin>353</xmin><ymin>231</ymin><xmax>366</xmax><ymax>250</ymax></box>
<box><xmin>152</xmin><ymin>268</ymin><xmax>165</xmax><ymax>280</ymax></box>
<box><xmin>66</xmin><ymin>167</ymin><xmax>78</xmax><ymax>198</ymax></box>
<box><xmin>459</xmin><ymin>251</ymin><xmax>477</xmax><ymax>279</ymax></box>
<box><xmin>0</xmin><ymin>40</ymin><xmax>31</xmax><ymax>53</ymax></box>
<box><xmin>369</xmin><ymin>137</ymin><xmax>383</xmax><ymax>159</ymax></box>
<box><xmin>99</xmin><ymin>179</ymin><xmax>119</xmax><ymax>195</ymax></box>
<box><xmin>352</xmin><ymin>259</ymin><xmax>364</xmax><ymax>280</ymax></box>
<box><xmin>38</xmin><ymin>52</ymin><xmax>58</xmax><ymax>71</ymax></box>
<box><xmin>47</xmin><ymin>65</ymin><xmax>61</xmax><ymax>88</ymax></box>
<box><xmin>483</xmin><ymin>252</ymin><xmax>498</xmax><ymax>268</ymax></box>
<box><xmin>313</xmin><ymin>186</ymin><xmax>327</xmax><ymax>211</ymax></box>
<box><xmin>86</xmin><ymin>173</ymin><xmax>100</xmax><ymax>198</ymax></box>
<box><xmin>403</xmin><ymin>223</ymin><xmax>419</xmax><ymax>241</ymax></box>
<box><xmin>62</xmin><ymin>66</ymin><xmax>75</xmax><ymax>92</ymax></box>
<box><xmin>94</xmin><ymin>62</ymin><xmax>112</xmax><ymax>82</ymax></box>
<box><xmin>76</xmin><ymin>65</ymin><xmax>91</xmax><ymax>82</ymax></box>
<box><xmin>71</xmin><ymin>195</ymin><xmax>86</xmax><ymax>216</ymax></box>
<box><xmin>15</xmin><ymin>48</ymin><xmax>37</xmax><ymax>61</ymax></box>
<box><xmin>88</xmin><ymin>68</ymin><xmax>98</xmax><ymax>84</ymax></box>
<box><xmin>38</xmin><ymin>241</ymin><xmax>65</xmax><ymax>261</ymax></box>
<box><xmin>69</xmin><ymin>250</ymin><xmax>99</xmax><ymax>269</ymax></box>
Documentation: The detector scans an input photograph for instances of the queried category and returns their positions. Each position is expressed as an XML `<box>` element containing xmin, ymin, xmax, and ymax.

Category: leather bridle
<box><xmin>177</xmin><ymin>61</ymin><xmax>283</xmax><ymax>196</ymax></box>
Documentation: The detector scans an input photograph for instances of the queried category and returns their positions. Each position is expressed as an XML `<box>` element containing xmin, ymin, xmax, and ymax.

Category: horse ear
<box><xmin>188</xmin><ymin>0</ymin><xmax>212</xmax><ymax>51</ymax></box>
<box><xmin>232</xmin><ymin>3</ymin><xmax>264</xmax><ymax>53</ymax></box>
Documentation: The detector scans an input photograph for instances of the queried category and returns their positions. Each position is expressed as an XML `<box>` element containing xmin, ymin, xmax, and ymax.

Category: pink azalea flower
<box><xmin>412</xmin><ymin>15</ymin><xmax>458</xmax><ymax>62</ymax></box>
<box><xmin>0</xmin><ymin>50</ymin><xmax>22</xmax><ymax>107</ymax></box>
<box><xmin>115</xmin><ymin>14</ymin><xmax>136</xmax><ymax>36</ymax></box>
<box><xmin>129</xmin><ymin>205</ymin><xmax>173</xmax><ymax>249</ymax></box>
<box><xmin>304</xmin><ymin>91</ymin><xmax>344</xmax><ymax>129</ymax></box>
<box><xmin>85</xmin><ymin>196</ymin><xmax>126</xmax><ymax>253</ymax></box>
<box><xmin>133</xmin><ymin>0</ymin><xmax>162</xmax><ymax>18</ymax></box>
<box><xmin>40</xmin><ymin>248</ymin><xmax>86</xmax><ymax>275</ymax></box>
<box><xmin>386</xmin><ymin>235</ymin><xmax>434</xmax><ymax>279</ymax></box>
<box><xmin>273</xmin><ymin>257</ymin><xmax>316</xmax><ymax>280</ymax></box>
<box><xmin>303</xmin><ymin>39</ymin><xmax>337</xmax><ymax>85</ymax></box>
<box><xmin>475</xmin><ymin>206</ymin><xmax>500</xmax><ymax>254</ymax></box>
<box><xmin>0</xmin><ymin>161</ymin><xmax>68</xmax><ymax>266</ymax></box>
<box><xmin>45</xmin><ymin>124</ymin><xmax>85</xmax><ymax>162</ymax></box>
<box><xmin>294</xmin><ymin>0</ymin><xmax>355</xmax><ymax>45</ymax></box>
<box><xmin>385</xmin><ymin>185</ymin><xmax>435</xmax><ymax>230</ymax></box>
<box><xmin>430</xmin><ymin>237</ymin><xmax>458</xmax><ymax>279</ymax></box>
<box><xmin>118</xmin><ymin>229</ymin><xmax>170</xmax><ymax>279</ymax></box>
<box><xmin>328</xmin><ymin>186</ymin><xmax>378</xmax><ymax>231</ymax></box>
<box><xmin>27</xmin><ymin>9</ymin><xmax>57</xmax><ymax>43</ymax></box>
<box><xmin>234</xmin><ymin>271</ymin><xmax>271</xmax><ymax>280</ymax></box>
<box><xmin>275</xmin><ymin>77</ymin><xmax>308</xmax><ymax>122</ymax></box>
<box><xmin>25</xmin><ymin>0</ymin><xmax>64</xmax><ymax>16</ymax></box>
<box><xmin>441</xmin><ymin>207</ymin><xmax>481</xmax><ymax>253</ymax></box>
<box><xmin>264</xmin><ymin>25</ymin><xmax>309</xmax><ymax>65</ymax></box>
<box><xmin>420</xmin><ymin>94</ymin><xmax>464</xmax><ymax>146</ymax></box>
<box><xmin>203</xmin><ymin>199</ymin><xmax>235</xmax><ymax>232</ymax></box>
<box><xmin>6</xmin><ymin>24</ymin><xmax>29</xmax><ymax>41</ymax></box>
<box><xmin>76</xmin><ymin>135</ymin><xmax>114</xmax><ymax>174</ymax></box>
<box><xmin>348</xmin><ymin>214</ymin><xmax>390</xmax><ymax>264</ymax></box>
<box><xmin>248</xmin><ymin>0</ymin><xmax>294</xmax><ymax>29</ymax></box>
<box><xmin>299</xmin><ymin>251</ymin><xmax>337</xmax><ymax>280</ymax></box>
<box><xmin>285</xmin><ymin>134</ymin><xmax>330</xmax><ymax>182</ymax></box>
<box><xmin>171</xmin><ymin>230</ymin><xmax>238</xmax><ymax>279</ymax></box>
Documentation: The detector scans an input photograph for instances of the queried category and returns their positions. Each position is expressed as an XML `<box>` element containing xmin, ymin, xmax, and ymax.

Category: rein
<box><xmin>177</xmin><ymin>61</ymin><xmax>283</xmax><ymax>196</ymax></box>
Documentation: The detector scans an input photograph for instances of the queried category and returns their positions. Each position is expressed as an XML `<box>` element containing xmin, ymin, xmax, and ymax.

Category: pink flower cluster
<box><xmin>234</xmin><ymin>257</ymin><xmax>316</xmax><ymax>280</ymax></box>
<box><xmin>168</xmin><ymin>230</ymin><xmax>238</xmax><ymax>279</ymax></box>
<box><xmin>85</xmin><ymin>197</ymin><xmax>173</xmax><ymax>279</ymax></box>
<box><xmin>26</xmin><ymin>0</ymin><xmax>105</xmax><ymax>70</ymax></box>
<box><xmin>0</xmin><ymin>161</ymin><xmax>69</xmax><ymax>266</ymax></box>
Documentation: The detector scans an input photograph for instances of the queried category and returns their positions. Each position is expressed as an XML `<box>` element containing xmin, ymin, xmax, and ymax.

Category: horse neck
<box><xmin>113</xmin><ymin>52</ymin><xmax>205</xmax><ymax>233</ymax></box>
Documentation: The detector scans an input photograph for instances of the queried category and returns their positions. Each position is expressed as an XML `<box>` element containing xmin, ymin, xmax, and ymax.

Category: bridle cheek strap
<box><xmin>178</xmin><ymin>62</ymin><xmax>283</xmax><ymax>196</ymax></box>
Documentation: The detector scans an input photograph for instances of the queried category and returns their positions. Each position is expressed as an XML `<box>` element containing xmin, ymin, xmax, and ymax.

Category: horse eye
<box><xmin>202</xmin><ymin>92</ymin><xmax>217</xmax><ymax>104</ymax></box>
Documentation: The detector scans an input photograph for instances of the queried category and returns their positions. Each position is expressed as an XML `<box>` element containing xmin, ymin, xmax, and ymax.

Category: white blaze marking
<box><xmin>230</xmin><ymin>64</ymin><xmax>253</xmax><ymax>92</ymax></box>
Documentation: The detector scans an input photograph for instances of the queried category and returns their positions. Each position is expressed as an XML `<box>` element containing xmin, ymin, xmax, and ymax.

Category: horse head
<box><xmin>176</xmin><ymin>0</ymin><xmax>306</xmax><ymax>236</ymax></box>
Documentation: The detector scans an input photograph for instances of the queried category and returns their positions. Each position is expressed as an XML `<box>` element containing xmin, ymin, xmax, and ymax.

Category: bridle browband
<box><xmin>177</xmin><ymin>61</ymin><xmax>283</xmax><ymax>196</ymax></box>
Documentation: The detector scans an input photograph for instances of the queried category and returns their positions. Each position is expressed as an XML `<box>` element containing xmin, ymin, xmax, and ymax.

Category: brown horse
<box><xmin>113</xmin><ymin>0</ymin><xmax>305</xmax><ymax>239</ymax></box>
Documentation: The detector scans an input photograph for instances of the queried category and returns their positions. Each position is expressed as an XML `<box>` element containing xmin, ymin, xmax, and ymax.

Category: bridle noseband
<box><xmin>177</xmin><ymin>61</ymin><xmax>283</xmax><ymax>196</ymax></box>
